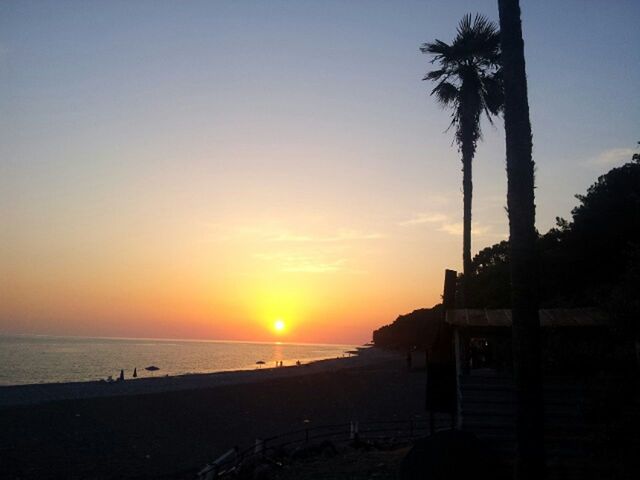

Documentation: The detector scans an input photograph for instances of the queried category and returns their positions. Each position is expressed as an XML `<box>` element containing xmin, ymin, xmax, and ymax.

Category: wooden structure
<box><xmin>424</xmin><ymin>270</ymin><xmax>457</xmax><ymax>417</ymax></box>
<box><xmin>446</xmin><ymin>308</ymin><xmax>638</xmax><ymax>478</ymax></box>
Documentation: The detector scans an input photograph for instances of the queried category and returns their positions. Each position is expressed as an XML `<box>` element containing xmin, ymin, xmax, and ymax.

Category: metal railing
<box><xmin>198</xmin><ymin>417</ymin><xmax>445</xmax><ymax>479</ymax></box>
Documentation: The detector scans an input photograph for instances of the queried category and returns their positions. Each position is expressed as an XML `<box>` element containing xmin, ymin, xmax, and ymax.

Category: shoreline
<box><xmin>0</xmin><ymin>346</ymin><xmax>429</xmax><ymax>479</ymax></box>
<box><xmin>0</xmin><ymin>346</ymin><xmax>387</xmax><ymax>408</ymax></box>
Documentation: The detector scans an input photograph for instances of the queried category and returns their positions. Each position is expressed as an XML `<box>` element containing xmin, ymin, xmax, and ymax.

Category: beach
<box><xmin>0</xmin><ymin>345</ymin><xmax>364</xmax><ymax>408</ymax></box>
<box><xmin>0</xmin><ymin>348</ymin><xmax>428</xmax><ymax>479</ymax></box>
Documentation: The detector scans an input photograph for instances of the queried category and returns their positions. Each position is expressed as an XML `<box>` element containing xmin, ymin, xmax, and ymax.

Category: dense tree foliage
<box><xmin>465</xmin><ymin>155</ymin><xmax>640</xmax><ymax>321</ymax></box>
<box><xmin>372</xmin><ymin>306</ymin><xmax>443</xmax><ymax>349</ymax></box>
<box><xmin>464</xmin><ymin>240</ymin><xmax>511</xmax><ymax>307</ymax></box>
<box><xmin>374</xmin><ymin>154</ymin><xmax>640</xmax><ymax>347</ymax></box>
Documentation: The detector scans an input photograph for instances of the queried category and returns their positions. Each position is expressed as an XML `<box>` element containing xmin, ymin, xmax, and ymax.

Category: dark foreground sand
<box><xmin>0</xmin><ymin>348</ymin><xmax>428</xmax><ymax>479</ymax></box>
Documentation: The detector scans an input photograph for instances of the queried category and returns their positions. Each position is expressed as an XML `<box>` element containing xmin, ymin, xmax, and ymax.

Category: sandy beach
<box><xmin>0</xmin><ymin>348</ymin><xmax>429</xmax><ymax>479</ymax></box>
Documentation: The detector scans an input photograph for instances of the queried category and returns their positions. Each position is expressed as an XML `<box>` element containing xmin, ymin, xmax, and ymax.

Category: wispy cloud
<box><xmin>588</xmin><ymin>148</ymin><xmax>635</xmax><ymax>167</ymax></box>
<box><xmin>400</xmin><ymin>211</ymin><xmax>501</xmax><ymax>238</ymax></box>
<box><xmin>424</xmin><ymin>194</ymin><xmax>451</xmax><ymax>207</ymax></box>
<box><xmin>203</xmin><ymin>222</ymin><xmax>380</xmax><ymax>273</ymax></box>
<box><xmin>208</xmin><ymin>223</ymin><xmax>384</xmax><ymax>244</ymax></box>
<box><xmin>254</xmin><ymin>253</ymin><xmax>346</xmax><ymax>273</ymax></box>
<box><xmin>438</xmin><ymin>222</ymin><xmax>492</xmax><ymax>237</ymax></box>
<box><xmin>398</xmin><ymin>213</ymin><xmax>448</xmax><ymax>226</ymax></box>
<box><xmin>265</xmin><ymin>229</ymin><xmax>384</xmax><ymax>243</ymax></box>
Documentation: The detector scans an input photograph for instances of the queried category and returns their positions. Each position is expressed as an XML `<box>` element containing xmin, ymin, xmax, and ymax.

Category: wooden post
<box><xmin>443</xmin><ymin>269</ymin><xmax>457</xmax><ymax>429</ymax></box>
<box><xmin>426</xmin><ymin>269</ymin><xmax>457</xmax><ymax>420</ymax></box>
<box><xmin>453</xmin><ymin>329</ymin><xmax>463</xmax><ymax>429</ymax></box>
<box><xmin>443</xmin><ymin>269</ymin><xmax>457</xmax><ymax>310</ymax></box>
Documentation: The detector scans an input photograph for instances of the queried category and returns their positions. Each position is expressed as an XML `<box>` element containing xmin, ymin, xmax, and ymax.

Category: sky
<box><xmin>1</xmin><ymin>1</ymin><xmax>639</xmax><ymax>344</ymax></box>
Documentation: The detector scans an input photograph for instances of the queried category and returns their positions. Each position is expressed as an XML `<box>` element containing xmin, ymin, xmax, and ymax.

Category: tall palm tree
<box><xmin>497</xmin><ymin>0</ymin><xmax>544</xmax><ymax>478</ymax></box>
<box><xmin>421</xmin><ymin>13</ymin><xmax>503</xmax><ymax>305</ymax></box>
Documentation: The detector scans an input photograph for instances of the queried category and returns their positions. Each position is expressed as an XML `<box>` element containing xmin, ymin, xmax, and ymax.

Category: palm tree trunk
<box><xmin>497</xmin><ymin>0</ymin><xmax>545</xmax><ymax>478</ymax></box>
<box><xmin>460</xmin><ymin>105</ymin><xmax>475</xmax><ymax>307</ymax></box>
<box><xmin>461</xmin><ymin>141</ymin><xmax>473</xmax><ymax>306</ymax></box>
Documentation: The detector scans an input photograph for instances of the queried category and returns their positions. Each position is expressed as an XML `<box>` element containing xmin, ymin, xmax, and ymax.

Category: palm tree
<box><xmin>497</xmin><ymin>0</ymin><xmax>544</xmax><ymax>478</ymax></box>
<box><xmin>421</xmin><ymin>13</ymin><xmax>503</xmax><ymax>305</ymax></box>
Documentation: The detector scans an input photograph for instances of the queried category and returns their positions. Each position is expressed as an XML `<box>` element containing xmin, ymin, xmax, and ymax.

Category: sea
<box><xmin>0</xmin><ymin>334</ymin><xmax>356</xmax><ymax>386</ymax></box>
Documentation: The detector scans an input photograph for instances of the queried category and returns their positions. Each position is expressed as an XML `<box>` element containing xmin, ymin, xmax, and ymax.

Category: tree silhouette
<box><xmin>460</xmin><ymin>150</ymin><xmax>640</xmax><ymax>312</ymax></box>
<box><xmin>421</xmin><ymin>13</ymin><xmax>503</xmax><ymax>305</ymax></box>
<box><xmin>497</xmin><ymin>0</ymin><xmax>544</xmax><ymax>478</ymax></box>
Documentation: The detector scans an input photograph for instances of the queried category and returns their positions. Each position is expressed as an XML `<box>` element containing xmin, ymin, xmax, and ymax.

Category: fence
<box><xmin>198</xmin><ymin>417</ymin><xmax>450</xmax><ymax>479</ymax></box>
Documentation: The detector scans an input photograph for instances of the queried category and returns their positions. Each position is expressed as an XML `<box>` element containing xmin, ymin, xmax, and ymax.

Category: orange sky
<box><xmin>2</xmin><ymin>1</ymin><xmax>638</xmax><ymax>344</ymax></box>
<box><xmin>2</xmin><ymin>202</ymin><xmax>458</xmax><ymax>344</ymax></box>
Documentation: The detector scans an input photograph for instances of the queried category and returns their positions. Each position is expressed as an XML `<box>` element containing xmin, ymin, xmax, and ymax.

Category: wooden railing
<box><xmin>197</xmin><ymin>417</ymin><xmax>449</xmax><ymax>479</ymax></box>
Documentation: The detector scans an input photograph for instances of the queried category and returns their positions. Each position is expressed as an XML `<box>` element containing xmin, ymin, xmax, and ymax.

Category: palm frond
<box><xmin>420</xmin><ymin>39</ymin><xmax>460</xmax><ymax>68</ymax></box>
<box><xmin>482</xmin><ymin>71</ymin><xmax>504</xmax><ymax>116</ymax></box>
<box><xmin>423</xmin><ymin>68</ymin><xmax>448</xmax><ymax>81</ymax></box>
<box><xmin>452</xmin><ymin>13</ymin><xmax>500</xmax><ymax>66</ymax></box>
<box><xmin>457</xmin><ymin>13</ymin><xmax>498</xmax><ymax>43</ymax></box>
<box><xmin>420</xmin><ymin>39</ymin><xmax>451</xmax><ymax>56</ymax></box>
<box><xmin>431</xmin><ymin>81</ymin><xmax>459</xmax><ymax>107</ymax></box>
<box><xmin>421</xmin><ymin>12</ymin><xmax>503</xmax><ymax>146</ymax></box>
<box><xmin>457</xmin><ymin>13</ymin><xmax>474</xmax><ymax>37</ymax></box>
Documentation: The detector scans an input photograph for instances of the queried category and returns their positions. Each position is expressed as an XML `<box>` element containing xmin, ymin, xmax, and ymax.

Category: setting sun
<box><xmin>2</xmin><ymin>1</ymin><xmax>638</xmax><ymax>477</ymax></box>
<box><xmin>274</xmin><ymin>319</ymin><xmax>286</xmax><ymax>333</ymax></box>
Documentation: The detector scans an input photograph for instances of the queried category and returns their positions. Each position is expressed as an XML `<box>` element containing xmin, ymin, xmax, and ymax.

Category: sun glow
<box><xmin>274</xmin><ymin>319</ymin><xmax>286</xmax><ymax>333</ymax></box>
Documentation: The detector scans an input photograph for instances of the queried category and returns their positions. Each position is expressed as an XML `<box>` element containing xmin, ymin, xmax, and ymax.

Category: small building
<box><xmin>445</xmin><ymin>308</ymin><xmax>638</xmax><ymax>478</ymax></box>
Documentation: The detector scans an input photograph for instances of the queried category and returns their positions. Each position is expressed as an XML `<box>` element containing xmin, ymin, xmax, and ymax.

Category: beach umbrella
<box><xmin>145</xmin><ymin>365</ymin><xmax>160</xmax><ymax>371</ymax></box>
<box><xmin>133</xmin><ymin>368</ymin><xmax>137</xmax><ymax>378</ymax></box>
<box><xmin>256</xmin><ymin>360</ymin><xmax>265</xmax><ymax>368</ymax></box>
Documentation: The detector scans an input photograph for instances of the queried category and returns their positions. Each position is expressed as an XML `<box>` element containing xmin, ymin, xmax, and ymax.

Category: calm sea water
<box><xmin>0</xmin><ymin>335</ymin><xmax>356</xmax><ymax>386</ymax></box>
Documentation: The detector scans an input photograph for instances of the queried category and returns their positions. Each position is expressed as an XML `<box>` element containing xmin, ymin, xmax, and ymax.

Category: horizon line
<box><xmin>0</xmin><ymin>331</ymin><xmax>361</xmax><ymax>349</ymax></box>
